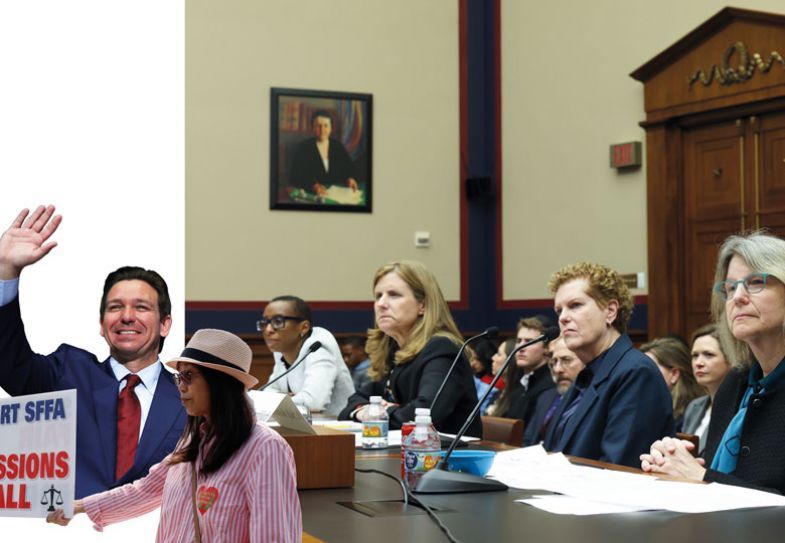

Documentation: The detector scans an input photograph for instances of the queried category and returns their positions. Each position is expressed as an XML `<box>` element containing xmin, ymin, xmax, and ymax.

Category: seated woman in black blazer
<box><xmin>339</xmin><ymin>260</ymin><xmax>482</xmax><ymax>437</ymax></box>
<box><xmin>642</xmin><ymin>232</ymin><xmax>785</xmax><ymax>494</ymax></box>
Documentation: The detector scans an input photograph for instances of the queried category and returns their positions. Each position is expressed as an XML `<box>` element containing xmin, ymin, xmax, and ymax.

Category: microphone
<box><xmin>258</xmin><ymin>341</ymin><xmax>323</xmax><ymax>391</ymax></box>
<box><xmin>430</xmin><ymin>326</ymin><xmax>499</xmax><ymax>412</ymax></box>
<box><xmin>413</xmin><ymin>325</ymin><xmax>560</xmax><ymax>494</ymax></box>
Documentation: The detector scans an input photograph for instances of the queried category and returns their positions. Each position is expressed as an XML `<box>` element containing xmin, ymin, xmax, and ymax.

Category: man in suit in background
<box><xmin>0</xmin><ymin>205</ymin><xmax>186</xmax><ymax>498</ymax></box>
<box><xmin>523</xmin><ymin>336</ymin><xmax>584</xmax><ymax>446</ymax></box>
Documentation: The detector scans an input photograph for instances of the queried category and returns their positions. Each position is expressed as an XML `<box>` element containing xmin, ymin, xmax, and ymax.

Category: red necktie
<box><xmin>116</xmin><ymin>373</ymin><xmax>142</xmax><ymax>480</ymax></box>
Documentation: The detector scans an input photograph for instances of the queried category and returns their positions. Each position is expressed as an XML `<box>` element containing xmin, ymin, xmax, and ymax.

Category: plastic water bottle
<box><xmin>361</xmin><ymin>396</ymin><xmax>389</xmax><ymax>449</ymax></box>
<box><xmin>401</xmin><ymin>407</ymin><xmax>431</xmax><ymax>477</ymax></box>
<box><xmin>403</xmin><ymin>413</ymin><xmax>441</xmax><ymax>488</ymax></box>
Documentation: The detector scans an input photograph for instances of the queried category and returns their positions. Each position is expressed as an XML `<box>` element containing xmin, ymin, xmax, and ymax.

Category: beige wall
<box><xmin>501</xmin><ymin>0</ymin><xmax>784</xmax><ymax>300</ymax></box>
<box><xmin>187</xmin><ymin>0</ymin><xmax>785</xmax><ymax>304</ymax></box>
<box><xmin>186</xmin><ymin>0</ymin><xmax>461</xmax><ymax>301</ymax></box>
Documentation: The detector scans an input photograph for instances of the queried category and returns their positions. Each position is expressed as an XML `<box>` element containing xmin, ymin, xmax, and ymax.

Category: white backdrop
<box><xmin>0</xmin><ymin>1</ymin><xmax>183</xmax><ymax>539</ymax></box>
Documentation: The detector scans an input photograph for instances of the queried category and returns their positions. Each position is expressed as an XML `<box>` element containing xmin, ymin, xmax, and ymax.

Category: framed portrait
<box><xmin>270</xmin><ymin>87</ymin><xmax>373</xmax><ymax>212</ymax></box>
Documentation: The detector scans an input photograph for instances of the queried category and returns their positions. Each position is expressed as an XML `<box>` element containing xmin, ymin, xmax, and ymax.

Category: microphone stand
<box><xmin>430</xmin><ymin>327</ymin><xmax>498</xmax><ymax>412</ymax></box>
<box><xmin>413</xmin><ymin>326</ymin><xmax>560</xmax><ymax>494</ymax></box>
<box><xmin>257</xmin><ymin>341</ymin><xmax>322</xmax><ymax>391</ymax></box>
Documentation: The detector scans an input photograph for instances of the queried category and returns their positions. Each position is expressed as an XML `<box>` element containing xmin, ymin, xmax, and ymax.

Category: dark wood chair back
<box><xmin>481</xmin><ymin>416</ymin><xmax>524</xmax><ymax>446</ymax></box>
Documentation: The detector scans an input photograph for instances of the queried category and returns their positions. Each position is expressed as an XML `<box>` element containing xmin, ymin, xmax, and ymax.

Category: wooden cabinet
<box><xmin>632</xmin><ymin>7</ymin><xmax>785</xmax><ymax>340</ymax></box>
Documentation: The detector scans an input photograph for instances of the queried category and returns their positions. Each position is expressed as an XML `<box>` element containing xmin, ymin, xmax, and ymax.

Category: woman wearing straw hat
<box><xmin>46</xmin><ymin>329</ymin><xmax>302</xmax><ymax>542</ymax></box>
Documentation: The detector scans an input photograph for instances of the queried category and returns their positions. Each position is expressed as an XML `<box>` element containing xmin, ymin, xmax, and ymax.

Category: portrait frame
<box><xmin>270</xmin><ymin>87</ymin><xmax>373</xmax><ymax>212</ymax></box>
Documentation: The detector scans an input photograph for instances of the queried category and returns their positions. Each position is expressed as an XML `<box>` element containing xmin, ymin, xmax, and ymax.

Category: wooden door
<box><xmin>682</xmin><ymin>111</ymin><xmax>785</xmax><ymax>337</ymax></box>
<box><xmin>683</xmin><ymin>120</ymin><xmax>743</xmax><ymax>335</ymax></box>
<box><xmin>756</xmin><ymin>112</ymin><xmax>785</xmax><ymax>236</ymax></box>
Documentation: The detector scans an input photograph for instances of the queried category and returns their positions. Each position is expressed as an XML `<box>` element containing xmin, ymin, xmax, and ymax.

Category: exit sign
<box><xmin>610</xmin><ymin>141</ymin><xmax>642</xmax><ymax>169</ymax></box>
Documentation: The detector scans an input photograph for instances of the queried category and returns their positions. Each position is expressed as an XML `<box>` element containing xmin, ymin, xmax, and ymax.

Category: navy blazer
<box><xmin>544</xmin><ymin>334</ymin><xmax>674</xmax><ymax>468</ymax></box>
<box><xmin>0</xmin><ymin>296</ymin><xmax>186</xmax><ymax>498</ymax></box>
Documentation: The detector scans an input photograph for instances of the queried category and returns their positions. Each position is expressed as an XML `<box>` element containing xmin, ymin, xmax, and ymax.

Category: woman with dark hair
<box><xmin>47</xmin><ymin>329</ymin><xmax>302</xmax><ymax>542</ymax></box>
<box><xmin>260</xmin><ymin>295</ymin><xmax>355</xmax><ymax>416</ymax></box>
<box><xmin>339</xmin><ymin>260</ymin><xmax>482</xmax><ymax>436</ymax></box>
<box><xmin>484</xmin><ymin>337</ymin><xmax>520</xmax><ymax>416</ymax></box>
<box><xmin>640</xmin><ymin>336</ymin><xmax>705</xmax><ymax>431</ymax></box>
<box><xmin>469</xmin><ymin>336</ymin><xmax>500</xmax><ymax>414</ymax></box>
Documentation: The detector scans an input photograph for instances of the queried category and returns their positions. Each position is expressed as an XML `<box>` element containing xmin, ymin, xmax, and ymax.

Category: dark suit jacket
<box><xmin>523</xmin><ymin>387</ymin><xmax>561</xmax><ymax>446</ymax></box>
<box><xmin>505</xmin><ymin>363</ymin><xmax>556</xmax><ymax>425</ymax></box>
<box><xmin>544</xmin><ymin>334</ymin><xmax>674</xmax><ymax>468</ymax></box>
<box><xmin>703</xmin><ymin>366</ymin><xmax>785</xmax><ymax>494</ymax></box>
<box><xmin>290</xmin><ymin>137</ymin><xmax>354</xmax><ymax>190</ymax></box>
<box><xmin>339</xmin><ymin>335</ymin><xmax>482</xmax><ymax>437</ymax></box>
<box><xmin>0</xmin><ymin>296</ymin><xmax>186</xmax><ymax>498</ymax></box>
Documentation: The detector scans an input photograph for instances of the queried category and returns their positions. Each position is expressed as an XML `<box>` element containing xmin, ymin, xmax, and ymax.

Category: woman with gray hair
<box><xmin>641</xmin><ymin>231</ymin><xmax>785</xmax><ymax>494</ymax></box>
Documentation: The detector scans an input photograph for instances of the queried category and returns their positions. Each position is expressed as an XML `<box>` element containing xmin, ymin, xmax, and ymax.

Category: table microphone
<box><xmin>413</xmin><ymin>325</ymin><xmax>560</xmax><ymax>494</ymax></box>
<box><xmin>257</xmin><ymin>341</ymin><xmax>323</xmax><ymax>391</ymax></box>
<box><xmin>430</xmin><ymin>326</ymin><xmax>499</xmax><ymax>412</ymax></box>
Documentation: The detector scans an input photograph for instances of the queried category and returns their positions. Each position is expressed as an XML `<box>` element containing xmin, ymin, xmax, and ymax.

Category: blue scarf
<box><xmin>710</xmin><ymin>357</ymin><xmax>785</xmax><ymax>473</ymax></box>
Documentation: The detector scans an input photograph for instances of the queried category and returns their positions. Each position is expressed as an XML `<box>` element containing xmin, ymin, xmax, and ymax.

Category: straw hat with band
<box><xmin>166</xmin><ymin>329</ymin><xmax>259</xmax><ymax>390</ymax></box>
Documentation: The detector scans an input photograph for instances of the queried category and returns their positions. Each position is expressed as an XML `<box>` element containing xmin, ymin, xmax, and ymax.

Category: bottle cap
<box><xmin>369</xmin><ymin>396</ymin><xmax>382</xmax><ymax>404</ymax></box>
<box><xmin>414</xmin><ymin>407</ymin><xmax>430</xmax><ymax>416</ymax></box>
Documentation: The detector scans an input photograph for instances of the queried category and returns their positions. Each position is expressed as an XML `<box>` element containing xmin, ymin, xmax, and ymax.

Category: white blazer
<box><xmin>266</xmin><ymin>326</ymin><xmax>355</xmax><ymax>416</ymax></box>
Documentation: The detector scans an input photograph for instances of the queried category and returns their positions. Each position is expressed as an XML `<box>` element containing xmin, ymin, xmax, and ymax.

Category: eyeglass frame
<box><xmin>548</xmin><ymin>356</ymin><xmax>579</xmax><ymax>370</ymax></box>
<box><xmin>713</xmin><ymin>273</ymin><xmax>772</xmax><ymax>301</ymax></box>
<box><xmin>173</xmin><ymin>369</ymin><xmax>202</xmax><ymax>386</ymax></box>
<box><xmin>256</xmin><ymin>315</ymin><xmax>306</xmax><ymax>332</ymax></box>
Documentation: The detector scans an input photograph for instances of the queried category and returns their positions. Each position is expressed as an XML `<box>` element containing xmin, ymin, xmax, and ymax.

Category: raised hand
<box><xmin>0</xmin><ymin>205</ymin><xmax>62</xmax><ymax>279</ymax></box>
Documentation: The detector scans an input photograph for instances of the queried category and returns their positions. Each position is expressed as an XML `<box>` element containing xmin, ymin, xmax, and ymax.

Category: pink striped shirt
<box><xmin>82</xmin><ymin>423</ymin><xmax>302</xmax><ymax>542</ymax></box>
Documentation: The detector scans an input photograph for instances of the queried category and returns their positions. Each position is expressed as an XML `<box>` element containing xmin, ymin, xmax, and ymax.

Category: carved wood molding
<box><xmin>688</xmin><ymin>41</ymin><xmax>785</xmax><ymax>86</ymax></box>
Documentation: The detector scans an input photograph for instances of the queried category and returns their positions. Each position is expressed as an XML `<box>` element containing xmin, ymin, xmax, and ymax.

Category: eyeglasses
<box><xmin>173</xmin><ymin>370</ymin><xmax>201</xmax><ymax>386</ymax></box>
<box><xmin>713</xmin><ymin>273</ymin><xmax>772</xmax><ymax>300</ymax></box>
<box><xmin>549</xmin><ymin>357</ymin><xmax>578</xmax><ymax>369</ymax></box>
<box><xmin>255</xmin><ymin>315</ymin><xmax>305</xmax><ymax>331</ymax></box>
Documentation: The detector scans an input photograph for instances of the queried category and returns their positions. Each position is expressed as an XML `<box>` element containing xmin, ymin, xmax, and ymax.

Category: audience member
<box><xmin>504</xmin><ymin>316</ymin><xmax>556</xmax><ymax>426</ymax></box>
<box><xmin>0</xmin><ymin>205</ymin><xmax>186</xmax><ymax>498</ymax></box>
<box><xmin>640</xmin><ymin>336</ymin><xmax>705</xmax><ymax>431</ymax></box>
<box><xmin>642</xmin><ymin>232</ymin><xmax>785</xmax><ymax>494</ymax></box>
<box><xmin>523</xmin><ymin>336</ymin><xmax>584</xmax><ymax>446</ymax></box>
<box><xmin>47</xmin><ymin>329</ymin><xmax>302</xmax><ymax>542</ymax></box>
<box><xmin>469</xmin><ymin>336</ymin><xmax>500</xmax><ymax>414</ymax></box>
<box><xmin>341</xmin><ymin>335</ymin><xmax>372</xmax><ymax>391</ymax></box>
<box><xmin>543</xmin><ymin>262</ymin><xmax>674</xmax><ymax>468</ymax></box>
<box><xmin>260</xmin><ymin>295</ymin><xmax>354</xmax><ymax>416</ymax></box>
<box><xmin>682</xmin><ymin>324</ymin><xmax>733</xmax><ymax>454</ymax></box>
<box><xmin>484</xmin><ymin>338</ymin><xmax>519</xmax><ymax>416</ymax></box>
<box><xmin>339</xmin><ymin>260</ymin><xmax>482</xmax><ymax>437</ymax></box>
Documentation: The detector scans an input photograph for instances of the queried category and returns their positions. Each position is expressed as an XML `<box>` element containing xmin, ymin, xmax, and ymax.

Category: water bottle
<box><xmin>401</xmin><ymin>407</ymin><xmax>431</xmax><ymax>477</ymax></box>
<box><xmin>361</xmin><ymin>396</ymin><xmax>389</xmax><ymax>449</ymax></box>
<box><xmin>403</xmin><ymin>413</ymin><xmax>441</xmax><ymax>488</ymax></box>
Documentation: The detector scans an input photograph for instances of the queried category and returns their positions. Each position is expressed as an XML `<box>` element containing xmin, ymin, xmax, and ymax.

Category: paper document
<box><xmin>489</xmin><ymin>445</ymin><xmax>785</xmax><ymax>514</ymax></box>
<box><xmin>248</xmin><ymin>390</ymin><xmax>315</xmax><ymax>434</ymax></box>
<box><xmin>325</xmin><ymin>185</ymin><xmax>363</xmax><ymax>205</ymax></box>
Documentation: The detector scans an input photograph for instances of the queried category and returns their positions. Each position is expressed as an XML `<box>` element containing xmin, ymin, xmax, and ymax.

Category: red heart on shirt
<box><xmin>196</xmin><ymin>486</ymin><xmax>219</xmax><ymax>515</ymax></box>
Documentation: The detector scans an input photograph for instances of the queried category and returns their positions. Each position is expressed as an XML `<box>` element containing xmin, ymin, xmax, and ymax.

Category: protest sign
<box><xmin>0</xmin><ymin>390</ymin><xmax>76</xmax><ymax>518</ymax></box>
